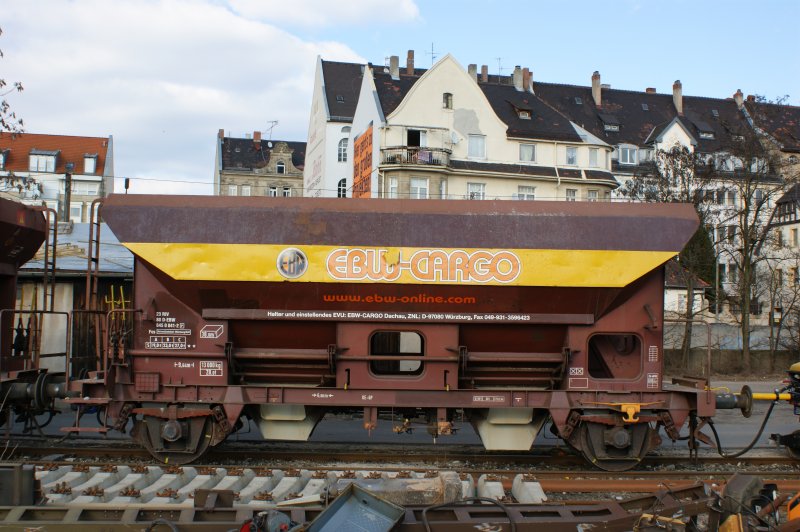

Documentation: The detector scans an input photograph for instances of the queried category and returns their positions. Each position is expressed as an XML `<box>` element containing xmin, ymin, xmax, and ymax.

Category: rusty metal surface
<box><xmin>100</xmin><ymin>194</ymin><xmax>699</xmax><ymax>251</ymax></box>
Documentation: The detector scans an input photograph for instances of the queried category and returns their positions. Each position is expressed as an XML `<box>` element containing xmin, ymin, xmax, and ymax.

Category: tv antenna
<box><xmin>496</xmin><ymin>57</ymin><xmax>504</xmax><ymax>76</ymax></box>
<box><xmin>427</xmin><ymin>43</ymin><xmax>439</xmax><ymax>66</ymax></box>
<box><xmin>265</xmin><ymin>120</ymin><xmax>279</xmax><ymax>140</ymax></box>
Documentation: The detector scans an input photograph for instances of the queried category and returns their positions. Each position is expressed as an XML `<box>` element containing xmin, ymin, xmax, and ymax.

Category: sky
<box><xmin>2</xmin><ymin>0</ymin><xmax>798</xmax><ymax>195</ymax></box>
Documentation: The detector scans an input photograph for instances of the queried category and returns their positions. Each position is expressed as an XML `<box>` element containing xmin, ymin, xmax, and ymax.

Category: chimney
<box><xmin>389</xmin><ymin>55</ymin><xmax>399</xmax><ymax>80</ymax></box>
<box><xmin>468</xmin><ymin>64</ymin><xmax>477</xmax><ymax>82</ymax></box>
<box><xmin>733</xmin><ymin>89</ymin><xmax>744</xmax><ymax>108</ymax></box>
<box><xmin>645</xmin><ymin>87</ymin><xmax>656</xmax><ymax>94</ymax></box>
<box><xmin>406</xmin><ymin>50</ymin><xmax>414</xmax><ymax>75</ymax></box>
<box><xmin>218</xmin><ymin>128</ymin><xmax>224</xmax><ymax>139</ymax></box>
<box><xmin>522</xmin><ymin>67</ymin><xmax>531</xmax><ymax>92</ymax></box>
<box><xmin>512</xmin><ymin>66</ymin><xmax>523</xmax><ymax>91</ymax></box>
<box><xmin>747</xmin><ymin>94</ymin><xmax>756</xmax><ymax>102</ymax></box>
<box><xmin>591</xmin><ymin>71</ymin><xmax>601</xmax><ymax>108</ymax></box>
<box><xmin>253</xmin><ymin>130</ymin><xmax>261</xmax><ymax>148</ymax></box>
<box><xmin>673</xmin><ymin>80</ymin><xmax>683</xmax><ymax>116</ymax></box>
<box><xmin>481</xmin><ymin>65</ymin><xmax>488</xmax><ymax>83</ymax></box>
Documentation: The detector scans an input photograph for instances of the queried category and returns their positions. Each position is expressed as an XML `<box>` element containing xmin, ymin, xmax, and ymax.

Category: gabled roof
<box><xmin>665</xmin><ymin>259</ymin><xmax>711</xmax><ymax>289</ymax></box>
<box><xmin>531</xmin><ymin>82</ymin><xmax>754</xmax><ymax>153</ymax></box>
<box><xmin>220</xmin><ymin>137</ymin><xmax>306</xmax><ymax>171</ymax></box>
<box><xmin>745</xmin><ymin>101</ymin><xmax>800</xmax><ymax>153</ymax></box>
<box><xmin>776</xmin><ymin>183</ymin><xmax>800</xmax><ymax>206</ymax></box>
<box><xmin>321</xmin><ymin>60</ymin><xmax>364</xmax><ymax>122</ymax></box>
<box><xmin>0</xmin><ymin>132</ymin><xmax>111</xmax><ymax>175</ymax></box>
<box><xmin>370</xmin><ymin>64</ymin><xmax>585</xmax><ymax>144</ymax></box>
<box><xmin>479</xmin><ymin>84</ymin><xmax>583</xmax><ymax>142</ymax></box>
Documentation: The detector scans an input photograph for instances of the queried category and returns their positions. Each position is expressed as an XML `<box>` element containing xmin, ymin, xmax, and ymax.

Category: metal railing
<box><xmin>381</xmin><ymin>146</ymin><xmax>451</xmax><ymax>167</ymax></box>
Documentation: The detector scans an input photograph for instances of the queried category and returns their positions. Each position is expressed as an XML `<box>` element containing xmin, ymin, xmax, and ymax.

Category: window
<box><xmin>716</xmin><ymin>226</ymin><xmax>725</xmax><ymax>244</ymax></box>
<box><xmin>70</xmin><ymin>181</ymin><xmax>99</xmax><ymax>196</ymax></box>
<box><xmin>518</xmin><ymin>110</ymin><xmax>531</xmax><ymax>119</ymax></box>
<box><xmin>468</xmin><ymin>135</ymin><xmax>485</xmax><ymax>159</ymax></box>
<box><xmin>716</xmin><ymin>190</ymin><xmax>725</xmax><ymax>205</ymax></box>
<box><xmin>337</xmin><ymin>138</ymin><xmax>348</xmax><ymax>162</ymax></box>
<box><xmin>337</xmin><ymin>178</ymin><xmax>347</xmax><ymax>198</ymax></box>
<box><xmin>84</xmin><ymin>155</ymin><xmax>97</xmax><ymax>174</ymax></box>
<box><xmin>276</xmin><ymin>161</ymin><xmax>286</xmax><ymax>174</ymax></box>
<box><xmin>776</xmin><ymin>229</ymin><xmax>784</xmax><ymax>248</ymax></box>
<box><xmin>388</xmin><ymin>177</ymin><xmax>398</xmax><ymax>198</ymax></box>
<box><xmin>227</xmin><ymin>185</ymin><xmax>238</xmax><ymax>196</ymax></box>
<box><xmin>566</xmin><ymin>146</ymin><xmax>577</xmax><ymax>165</ymax></box>
<box><xmin>727</xmin><ymin>225</ymin><xmax>736</xmax><ymax>242</ymax></box>
<box><xmin>240</xmin><ymin>185</ymin><xmax>251</xmax><ymax>196</ymax></box>
<box><xmin>618</xmin><ymin>146</ymin><xmax>637</xmax><ymax>165</ymax></box>
<box><xmin>0</xmin><ymin>151</ymin><xmax>5</xmax><ymax>169</ymax></box>
<box><xmin>515</xmin><ymin>185</ymin><xmax>535</xmax><ymax>200</ymax></box>
<box><xmin>589</xmin><ymin>148</ymin><xmax>598</xmax><ymax>167</ymax></box>
<box><xmin>587</xmin><ymin>189</ymin><xmax>599</xmax><ymax>202</ymax></box>
<box><xmin>793</xmin><ymin>229</ymin><xmax>798</xmax><ymax>247</ymax></box>
<box><xmin>729</xmin><ymin>265</ymin><xmax>738</xmax><ymax>284</ymax></box>
<box><xmin>718</xmin><ymin>263</ymin><xmax>727</xmax><ymax>283</ymax></box>
<box><xmin>565</xmin><ymin>188</ymin><xmax>577</xmax><ymax>201</ymax></box>
<box><xmin>268</xmin><ymin>186</ymin><xmax>278</xmax><ymax>197</ymax></box>
<box><xmin>603</xmin><ymin>124</ymin><xmax>619</xmax><ymax>132</ymax></box>
<box><xmin>467</xmin><ymin>182</ymin><xmax>485</xmax><ymax>200</ymax></box>
<box><xmin>776</xmin><ymin>269</ymin><xmax>783</xmax><ymax>287</ymax></box>
<box><xmin>755</xmin><ymin>189</ymin><xmax>764</xmax><ymax>205</ymax></box>
<box><xmin>69</xmin><ymin>203</ymin><xmax>83</xmax><ymax>223</ymax></box>
<box><xmin>727</xmin><ymin>190</ymin><xmax>736</xmax><ymax>206</ymax></box>
<box><xmin>574</xmin><ymin>97</ymin><xmax>583</xmax><ymax>105</ymax></box>
<box><xmin>29</xmin><ymin>154</ymin><xmax>56</xmax><ymax>172</ymax></box>
<box><xmin>336</xmin><ymin>95</ymin><xmax>344</xmax><ymax>103</ymax></box>
<box><xmin>641</xmin><ymin>103</ymin><xmax>649</xmax><ymax>111</ymax></box>
<box><xmin>370</xmin><ymin>331</ymin><xmax>423</xmax><ymax>375</ymax></box>
<box><xmin>443</xmin><ymin>92</ymin><xmax>453</xmax><ymax>109</ymax></box>
<box><xmin>519</xmin><ymin>144</ymin><xmax>535</xmax><ymax>162</ymax></box>
<box><xmin>793</xmin><ymin>268</ymin><xmax>799</xmax><ymax>288</ymax></box>
<box><xmin>410</xmin><ymin>177</ymin><xmax>428</xmax><ymax>199</ymax></box>
<box><xmin>282</xmin><ymin>187</ymin><xmax>291</xmax><ymax>197</ymax></box>
<box><xmin>699</xmin><ymin>132</ymin><xmax>715</xmax><ymax>140</ymax></box>
<box><xmin>712</xmin><ymin>109</ymin><xmax>720</xmax><ymax>118</ymax></box>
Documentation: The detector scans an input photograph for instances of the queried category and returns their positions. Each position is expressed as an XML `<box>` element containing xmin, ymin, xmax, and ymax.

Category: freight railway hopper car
<box><xmin>78</xmin><ymin>194</ymin><xmax>712</xmax><ymax>470</ymax></box>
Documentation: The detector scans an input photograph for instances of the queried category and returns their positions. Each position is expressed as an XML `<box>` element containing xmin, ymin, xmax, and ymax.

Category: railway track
<box><xmin>3</xmin><ymin>435</ymin><xmax>799</xmax><ymax>470</ymax></box>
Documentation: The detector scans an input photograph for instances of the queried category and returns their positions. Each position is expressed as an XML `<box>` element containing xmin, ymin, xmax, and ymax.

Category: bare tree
<box><xmin>619</xmin><ymin>146</ymin><xmax>715</xmax><ymax>369</ymax></box>
<box><xmin>0</xmin><ymin>27</ymin><xmax>24</xmax><ymax>134</ymax></box>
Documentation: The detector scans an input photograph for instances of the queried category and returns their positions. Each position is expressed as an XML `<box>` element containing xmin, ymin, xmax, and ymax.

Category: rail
<box><xmin>381</xmin><ymin>146</ymin><xmax>451</xmax><ymax>166</ymax></box>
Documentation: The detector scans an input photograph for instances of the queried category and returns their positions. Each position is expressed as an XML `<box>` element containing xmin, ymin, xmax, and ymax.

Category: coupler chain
<box><xmin>113</xmin><ymin>403</ymin><xmax>135</xmax><ymax>433</ymax></box>
<box><xmin>658</xmin><ymin>411</ymin><xmax>680</xmax><ymax>441</ymax></box>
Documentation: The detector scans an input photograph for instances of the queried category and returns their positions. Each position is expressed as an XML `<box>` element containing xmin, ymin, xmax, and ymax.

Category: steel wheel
<box><xmin>578</xmin><ymin>421</ymin><xmax>652</xmax><ymax>472</ymax></box>
<box><xmin>786</xmin><ymin>430</ymin><xmax>800</xmax><ymax>460</ymax></box>
<box><xmin>133</xmin><ymin>415</ymin><xmax>214</xmax><ymax>465</ymax></box>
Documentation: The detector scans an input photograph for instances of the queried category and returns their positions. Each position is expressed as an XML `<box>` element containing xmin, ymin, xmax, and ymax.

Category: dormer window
<box><xmin>574</xmin><ymin>97</ymin><xmax>583</xmax><ymax>105</ymax></box>
<box><xmin>29</xmin><ymin>150</ymin><xmax>58</xmax><ymax>172</ymax></box>
<box><xmin>336</xmin><ymin>95</ymin><xmax>344</xmax><ymax>103</ymax></box>
<box><xmin>699</xmin><ymin>132</ymin><xmax>715</xmax><ymax>140</ymax></box>
<box><xmin>518</xmin><ymin>110</ymin><xmax>531</xmax><ymax>119</ymax></box>
<box><xmin>276</xmin><ymin>161</ymin><xmax>286</xmax><ymax>174</ymax></box>
<box><xmin>711</xmin><ymin>109</ymin><xmax>719</xmax><ymax>117</ymax></box>
<box><xmin>84</xmin><ymin>154</ymin><xmax>97</xmax><ymax>174</ymax></box>
<box><xmin>443</xmin><ymin>92</ymin><xmax>453</xmax><ymax>109</ymax></box>
<box><xmin>599</xmin><ymin>113</ymin><xmax>621</xmax><ymax>132</ymax></box>
<box><xmin>641</xmin><ymin>103</ymin><xmax>649</xmax><ymax>111</ymax></box>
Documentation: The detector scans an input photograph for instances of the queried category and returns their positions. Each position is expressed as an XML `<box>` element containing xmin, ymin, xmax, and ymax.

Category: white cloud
<box><xmin>229</xmin><ymin>0</ymin><xmax>420</xmax><ymax>28</ymax></box>
<box><xmin>1</xmin><ymin>0</ymin><xmax>365</xmax><ymax>194</ymax></box>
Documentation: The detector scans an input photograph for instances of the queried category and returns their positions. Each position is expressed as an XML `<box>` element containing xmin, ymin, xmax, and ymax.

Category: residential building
<box><xmin>214</xmin><ymin>130</ymin><xmax>305</xmax><ymax>197</ymax></box>
<box><xmin>664</xmin><ymin>259</ymin><xmax>709</xmax><ymax>316</ymax></box>
<box><xmin>303</xmin><ymin>58</ymin><xmax>364</xmax><ymax>197</ymax></box>
<box><xmin>0</xmin><ymin>132</ymin><xmax>113</xmax><ymax>222</ymax></box>
<box><xmin>348</xmin><ymin>53</ymin><xmax>617</xmax><ymax>201</ymax></box>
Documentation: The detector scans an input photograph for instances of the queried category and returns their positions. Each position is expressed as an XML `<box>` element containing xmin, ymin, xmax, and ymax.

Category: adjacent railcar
<box><xmin>81</xmin><ymin>194</ymin><xmax>707</xmax><ymax>470</ymax></box>
<box><xmin>0</xmin><ymin>196</ymin><xmax>52</xmax><ymax>426</ymax></box>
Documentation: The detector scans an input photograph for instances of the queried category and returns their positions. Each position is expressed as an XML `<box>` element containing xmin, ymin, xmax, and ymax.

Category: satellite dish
<box><xmin>450</xmin><ymin>132</ymin><xmax>459</xmax><ymax>144</ymax></box>
<box><xmin>267</xmin><ymin>141</ymin><xmax>273</xmax><ymax>148</ymax></box>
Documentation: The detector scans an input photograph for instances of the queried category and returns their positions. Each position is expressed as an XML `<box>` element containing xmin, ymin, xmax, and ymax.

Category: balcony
<box><xmin>381</xmin><ymin>146</ymin><xmax>451</xmax><ymax>167</ymax></box>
